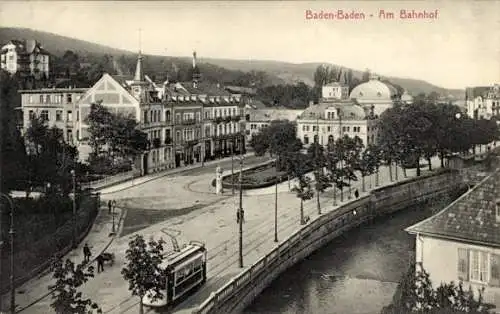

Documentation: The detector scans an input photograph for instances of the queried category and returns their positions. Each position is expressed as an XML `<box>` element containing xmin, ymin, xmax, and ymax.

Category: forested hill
<box><xmin>0</xmin><ymin>27</ymin><xmax>464</xmax><ymax>102</ymax></box>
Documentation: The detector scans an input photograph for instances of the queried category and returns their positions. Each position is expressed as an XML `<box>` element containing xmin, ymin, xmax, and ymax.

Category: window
<box><xmin>39</xmin><ymin>95</ymin><xmax>44</xmax><ymax>103</ymax></box>
<box><xmin>327</xmin><ymin>126</ymin><xmax>331</xmax><ymax>132</ymax></box>
<box><xmin>76</xmin><ymin>111</ymin><xmax>80</xmax><ymax>122</ymax></box>
<box><xmin>166</xmin><ymin>111</ymin><xmax>171</xmax><ymax>121</ymax></box>
<box><xmin>196</xmin><ymin>112</ymin><xmax>201</xmax><ymax>122</ymax></box>
<box><xmin>496</xmin><ymin>200</ymin><xmax>500</xmax><ymax>222</ymax></box>
<box><xmin>56</xmin><ymin>110</ymin><xmax>63</xmax><ymax>121</ymax></box>
<box><xmin>312</xmin><ymin>126</ymin><xmax>316</xmax><ymax>132</ymax></box>
<box><xmin>302</xmin><ymin>125</ymin><xmax>306</xmax><ymax>131</ymax></box>
<box><xmin>28</xmin><ymin>110</ymin><xmax>35</xmax><ymax>120</ymax></box>
<box><xmin>457</xmin><ymin>248</ymin><xmax>469</xmax><ymax>281</ymax></box>
<box><xmin>304</xmin><ymin>135</ymin><xmax>309</xmax><ymax>144</ymax></box>
<box><xmin>66</xmin><ymin>94</ymin><xmax>72</xmax><ymax>103</ymax></box>
<box><xmin>470</xmin><ymin>250</ymin><xmax>489</xmax><ymax>283</ymax></box>
<box><xmin>176</xmin><ymin>131</ymin><xmax>181</xmax><ymax>142</ymax></box>
<box><xmin>143</xmin><ymin>110</ymin><xmax>148</xmax><ymax>123</ymax></box>
<box><xmin>67</xmin><ymin>111</ymin><xmax>73</xmax><ymax>122</ymax></box>
<box><xmin>205</xmin><ymin>111</ymin><xmax>209</xmax><ymax>119</ymax></box>
<box><xmin>28</xmin><ymin>95</ymin><xmax>33</xmax><ymax>104</ymax></box>
<box><xmin>40</xmin><ymin>110</ymin><xmax>49</xmax><ymax>121</ymax></box>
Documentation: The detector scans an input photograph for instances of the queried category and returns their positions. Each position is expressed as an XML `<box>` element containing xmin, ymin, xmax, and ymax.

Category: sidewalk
<box><xmin>97</xmin><ymin>153</ymin><xmax>255</xmax><ymax>195</ymax></box>
<box><xmin>13</xmin><ymin>157</ymin><xmax>443</xmax><ymax>314</ymax></box>
<box><xmin>9</xmin><ymin>204</ymin><xmax>124</xmax><ymax>314</ymax></box>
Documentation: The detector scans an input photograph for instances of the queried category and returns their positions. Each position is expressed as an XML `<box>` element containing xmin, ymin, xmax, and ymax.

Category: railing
<box><xmin>192</xmin><ymin>171</ymin><xmax>457</xmax><ymax>314</ymax></box>
<box><xmin>88</xmin><ymin>170</ymin><xmax>137</xmax><ymax>190</ymax></box>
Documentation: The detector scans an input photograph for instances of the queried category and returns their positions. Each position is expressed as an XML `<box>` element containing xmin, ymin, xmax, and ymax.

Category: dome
<box><xmin>349</xmin><ymin>79</ymin><xmax>398</xmax><ymax>100</ymax></box>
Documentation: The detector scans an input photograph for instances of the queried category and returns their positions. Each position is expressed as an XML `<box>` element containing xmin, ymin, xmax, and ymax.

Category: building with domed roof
<box><xmin>296</xmin><ymin>100</ymin><xmax>379</xmax><ymax>149</ymax></box>
<box><xmin>349</xmin><ymin>74</ymin><xmax>400</xmax><ymax>116</ymax></box>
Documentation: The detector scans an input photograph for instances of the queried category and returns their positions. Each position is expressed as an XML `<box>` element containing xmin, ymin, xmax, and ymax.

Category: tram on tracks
<box><xmin>142</xmin><ymin>240</ymin><xmax>207</xmax><ymax>308</ymax></box>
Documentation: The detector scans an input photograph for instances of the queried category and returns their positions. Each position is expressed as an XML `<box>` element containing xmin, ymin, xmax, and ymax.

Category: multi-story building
<box><xmin>245</xmin><ymin>107</ymin><xmax>304</xmax><ymax>143</ymax></box>
<box><xmin>466</xmin><ymin>84</ymin><xmax>500</xmax><ymax>119</ymax></box>
<box><xmin>76</xmin><ymin>52</ymin><xmax>174</xmax><ymax>174</ymax></box>
<box><xmin>18</xmin><ymin>87</ymin><xmax>88</xmax><ymax>143</ymax></box>
<box><xmin>297</xmin><ymin>80</ymin><xmax>378</xmax><ymax>149</ymax></box>
<box><xmin>349</xmin><ymin>73</ymin><xmax>400</xmax><ymax>117</ymax></box>
<box><xmin>1</xmin><ymin>39</ymin><xmax>50</xmax><ymax>79</ymax></box>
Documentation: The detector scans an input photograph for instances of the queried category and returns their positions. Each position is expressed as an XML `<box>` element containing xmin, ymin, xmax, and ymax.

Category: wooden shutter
<box><xmin>490</xmin><ymin>254</ymin><xmax>500</xmax><ymax>286</ymax></box>
<box><xmin>457</xmin><ymin>248</ymin><xmax>469</xmax><ymax>281</ymax></box>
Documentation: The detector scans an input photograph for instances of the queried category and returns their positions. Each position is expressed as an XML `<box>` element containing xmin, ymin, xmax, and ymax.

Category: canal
<box><xmin>243</xmin><ymin>197</ymin><xmax>459</xmax><ymax>314</ymax></box>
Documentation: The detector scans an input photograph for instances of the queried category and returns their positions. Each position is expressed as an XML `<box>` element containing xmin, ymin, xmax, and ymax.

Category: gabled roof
<box><xmin>1</xmin><ymin>39</ymin><xmax>49</xmax><ymax>54</ymax></box>
<box><xmin>406</xmin><ymin>170</ymin><xmax>500</xmax><ymax>247</ymax></box>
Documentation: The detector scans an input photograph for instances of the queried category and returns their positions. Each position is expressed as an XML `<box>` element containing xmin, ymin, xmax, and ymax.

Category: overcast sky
<box><xmin>1</xmin><ymin>1</ymin><xmax>499</xmax><ymax>89</ymax></box>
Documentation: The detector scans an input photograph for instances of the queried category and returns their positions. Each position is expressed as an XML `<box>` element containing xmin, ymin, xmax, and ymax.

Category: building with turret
<box><xmin>1</xmin><ymin>39</ymin><xmax>50</xmax><ymax>79</ymax></box>
<box><xmin>466</xmin><ymin>84</ymin><xmax>500</xmax><ymax>119</ymax></box>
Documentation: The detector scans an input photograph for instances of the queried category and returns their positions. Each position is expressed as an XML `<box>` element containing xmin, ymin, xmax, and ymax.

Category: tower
<box><xmin>192</xmin><ymin>50</ymin><xmax>201</xmax><ymax>88</ymax></box>
<box><xmin>130</xmin><ymin>50</ymin><xmax>149</xmax><ymax>101</ymax></box>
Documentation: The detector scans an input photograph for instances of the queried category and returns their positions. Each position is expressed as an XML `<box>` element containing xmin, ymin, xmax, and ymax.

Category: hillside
<box><xmin>203</xmin><ymin>58</ymin><xmax>465</xmax><ymax>99</ymax></box>
<box><xmin>0</xmin><ymin>27</ymin><xmax>464</xmax><ymax>98</ymax></box>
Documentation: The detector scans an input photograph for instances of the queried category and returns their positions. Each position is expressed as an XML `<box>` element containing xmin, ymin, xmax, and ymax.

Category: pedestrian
<box><xmin>108</xmin><ymin>200</ymin><xmax>112</xmax><ymax>214</ymax></box>
<box><xmin>354</xmin><ymin>189</ymin><xmax>359</xmax><ymax>199</ymax></box>
<box><xmin>96</xmin><ymin>254</ymin><xmax>104</xmax><ymax>273</ymax></box>
<box><xmin>83</xmin><ymin>243</ymin><xmax>91</xmax><ymax>262</ymax></box>
<box><xmin>236</xmin><ymin>210</ymin><xmax>240</xmax><ymax>224</ymax></box>
<box><xmin>241</xmin><ymin>209</ymin><xmax>245</xmax><ymax>223</ymax></box>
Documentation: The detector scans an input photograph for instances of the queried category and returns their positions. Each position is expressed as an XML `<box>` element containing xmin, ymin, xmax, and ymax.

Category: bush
<box><xmin>0</xmin><ymin>193</ymin><xmax>99</xmax><ymax>295</ymax></box>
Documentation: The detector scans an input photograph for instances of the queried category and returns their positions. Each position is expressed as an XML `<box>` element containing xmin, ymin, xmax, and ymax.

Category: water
<box><xmin>244</xmin><ymin>200</ymin><xmax>450</xmax><ymax>314</ymax></box>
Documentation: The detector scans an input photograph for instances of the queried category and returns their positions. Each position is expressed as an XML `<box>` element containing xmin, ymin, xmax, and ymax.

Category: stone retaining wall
<box><xmin>193</xmin><ymin>169</ymin><xmax>463</xmax><ymax>314</ymax></box>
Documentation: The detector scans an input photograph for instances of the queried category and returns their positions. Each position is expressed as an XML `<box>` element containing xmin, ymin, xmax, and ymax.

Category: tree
<box><xmin>307</xmin><ymin>142</ymin><xmax>330</xmax><ymax>213</ymax></box>
<box><xmin>122</xmin><ymin>235</ymin><xmax>166</xmax><ymax>314</ymax></box>
<box><xmin>48</xmin><ymin>259</ymin><xmax>102</xmax><ymax>314</ymax></box>
<box><xmin>325</xmin><ymin>139</ymin><xmax>343</xmax><ymax>206</ymax></box>
<box><xmin>289</xmin><ymin>153</ymin><xmax>314</xmax><ymax>224</ymax></box>
<box><xmin>0</xmin><ymin>70</ymin><xmax>27</xmax><ymax>193</ymax></box>
<box><xmin>337</xmin><ymin>135</ymin><xmax>363</xmax><ymax>199</ymax></box>
<box><xmin>249</xmin><ymin>133</ymin><xmax>269</xmax><ymax>157</ymax></box>
<box><xmin>356</xmin><ymin>145</ymin><xmax>379</xmax><ymax>192</ymax></box>
<box><xmin>381</xmin><ymin>262</ymin><xmax>489</xmax><ymax>314</ymax></box>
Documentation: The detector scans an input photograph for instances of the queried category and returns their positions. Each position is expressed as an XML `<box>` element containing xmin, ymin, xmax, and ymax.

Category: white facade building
<box><xmin>349</xmin><ymin>74</ymin><xmax>399</xmax><ymax>117</ymax></box>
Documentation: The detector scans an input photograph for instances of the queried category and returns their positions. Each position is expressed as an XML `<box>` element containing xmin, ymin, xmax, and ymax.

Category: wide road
<box><xmin>14</xmin><ymin>155</ymin><xmax>441</xmax><ymax>314</ymax></box>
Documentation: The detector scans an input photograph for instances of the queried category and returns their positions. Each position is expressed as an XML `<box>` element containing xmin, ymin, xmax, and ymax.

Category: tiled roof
<box><xmin>225</xmin><ymin>85</ymin><xmax>257</xmax><ymax>95</ymax></box>
<box><xmin>298</xmin><ymin>100</ymin><xmax>366</xmax><ymax>120</ymax></box>
<box><xmin>406</xmin><ymin>170</ymin><xmax>500</xmax><ymax>247</ymax></box>
<box><xmin>248</xmin><ymin>108</ymin><xmax>303</xmax><ymax>122</ymax></box>
<box><xmin>178</xmin><ymin>82</ymin><xmax>232</xmax><ymax>96</ymax></box>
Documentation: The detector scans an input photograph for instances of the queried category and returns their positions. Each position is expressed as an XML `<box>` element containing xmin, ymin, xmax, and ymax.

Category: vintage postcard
<box><xmin>0</xmin><ymin>1</ymin><xmax>499</xmax><ymax>314</ymax></box>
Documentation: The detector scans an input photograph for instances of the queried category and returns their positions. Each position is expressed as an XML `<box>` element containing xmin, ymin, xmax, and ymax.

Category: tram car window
<box><xmin>143</xmin><ymin>241</ymin><xmax>207</xmax><ymax>308</ymax></box>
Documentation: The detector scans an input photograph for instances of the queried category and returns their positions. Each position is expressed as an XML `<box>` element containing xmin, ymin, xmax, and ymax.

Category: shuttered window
<box><xmin>491</xmin><ymin>254</ymin><xmax>500</xmax><ymax>287</ymax></box>
<box><xmin>458</xmin><ymin>248</ymin><xmax>469</xmax><ymax>281</ymax></box>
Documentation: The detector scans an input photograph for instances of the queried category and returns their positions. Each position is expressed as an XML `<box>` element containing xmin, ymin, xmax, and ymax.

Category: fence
<box><xmin>0</xmin><ymin>192</ymin><xmax>100</xmax><ymax>296</ymax></box>
<box><xmin>192</xmin><ymin>170</ymin><xmax>458</xmax><ymax>314</ymax></box>
<box><xmin>88</xmin><ymin>170</ymin><xmax>137</xmax><ymax>190</ymax></box>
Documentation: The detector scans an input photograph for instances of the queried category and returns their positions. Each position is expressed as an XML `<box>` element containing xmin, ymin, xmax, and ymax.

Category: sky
<box><xmin>0</xmin><ymin>1</ymin><xmax>499</xmax><ymax>89</ymax></box>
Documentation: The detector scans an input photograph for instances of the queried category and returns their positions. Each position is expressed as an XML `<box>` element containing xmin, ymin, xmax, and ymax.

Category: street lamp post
<box><xmin>274</xmin><ymin>157</ymin><xmax>279</xmax><ymax>243</ymax></box>
<box><xmin>70</xmin><ymin>170</ymin><xmax>77</xmax><ymax>249</ymax></box>
<box><xmin>238</xmin><ymin>155</ymin><xmax>244</xmax><ymax>268</ymax></box>
<box><xmin>111</xmin><ymin>200</ymin><xmax>116</xmax><ymax>235</ymax></box>
<box><xmin>0</xmin><ymin>194</ymin><xmax>15</xmax><ymax>314</ymax></box>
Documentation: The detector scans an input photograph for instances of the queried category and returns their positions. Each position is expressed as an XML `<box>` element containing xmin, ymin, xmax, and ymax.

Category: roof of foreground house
<box><xmin>406</xmin><ymin>170</ymin><xmax>500</xmax><ymax>247</ymax></box>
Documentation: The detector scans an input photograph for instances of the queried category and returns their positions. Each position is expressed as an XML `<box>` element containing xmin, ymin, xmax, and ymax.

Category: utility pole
<box><xmin>71</xmin><ymin>170</ymin><xmax>77</xmax><ymax>249</ymax></box>
<box><xmin>315</xmin><ymin>118</ymin><xmax>321</xmax><ymax>215</ymax></box>
<box><xmin>238</xmin><ymin>154</ymin><xmax>244</xmax><ymax>268</ymax></box>
<box><xmin>231</xmin><ymin>138</ymin><xmax>235</xmax><ymax>195</ymax></box>
<box><xmin>274</xmin><ymin>156</ymin><xmax>279</xmax><ymax>243</ymax></box>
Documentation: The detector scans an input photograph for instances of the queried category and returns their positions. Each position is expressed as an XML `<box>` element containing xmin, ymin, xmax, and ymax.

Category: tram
<box><xmin>142</xmin><ymin>241</ymin><xmax>207</xmax><ymax>308</ymax></box>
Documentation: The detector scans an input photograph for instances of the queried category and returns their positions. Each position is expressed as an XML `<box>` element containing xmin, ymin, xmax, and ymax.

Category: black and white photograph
<box><xmin>0</xmin><ymin>1</ymin><xmax>500</xmax><ymax>313</ymax></box>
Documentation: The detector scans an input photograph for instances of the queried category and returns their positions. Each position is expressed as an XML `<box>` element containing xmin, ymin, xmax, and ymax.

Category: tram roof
<box><xmin>162</xmin><ymin>244</ymin><xmax>204</xmax><ymax>268</ymax></box>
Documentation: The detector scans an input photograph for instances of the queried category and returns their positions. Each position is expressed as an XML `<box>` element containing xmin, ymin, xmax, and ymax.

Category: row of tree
<box><xmin>378</xmin><ymin>101</ymin><xmax>499</xmax><ymax>177</ymax></box>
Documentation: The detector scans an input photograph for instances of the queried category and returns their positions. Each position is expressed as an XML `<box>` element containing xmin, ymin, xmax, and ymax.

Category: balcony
<box><xmin>232</xmin><ymin>115</ymin><xmax>241</xmax><ymax>122</ymax></box>
<box><xmin>165</xmin><ymin>137</ymin><xmax>173</xmax><ymax>145</ymax></box>
<box><xmin>182</xmin><ymin>119</ymin><xmax>197</xmax><ymax>125</ymax></box>
<box><xmin>213</xmin><ymin>117</ymin><xmax>223</xmax><ymax>124</ymax></box>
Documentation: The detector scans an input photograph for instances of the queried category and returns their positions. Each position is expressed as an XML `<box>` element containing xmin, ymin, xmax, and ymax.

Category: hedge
<box><xmin>0</xmin><ymin>191</ymin><xmax>100</xmax><ymax>295</ymax></box>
